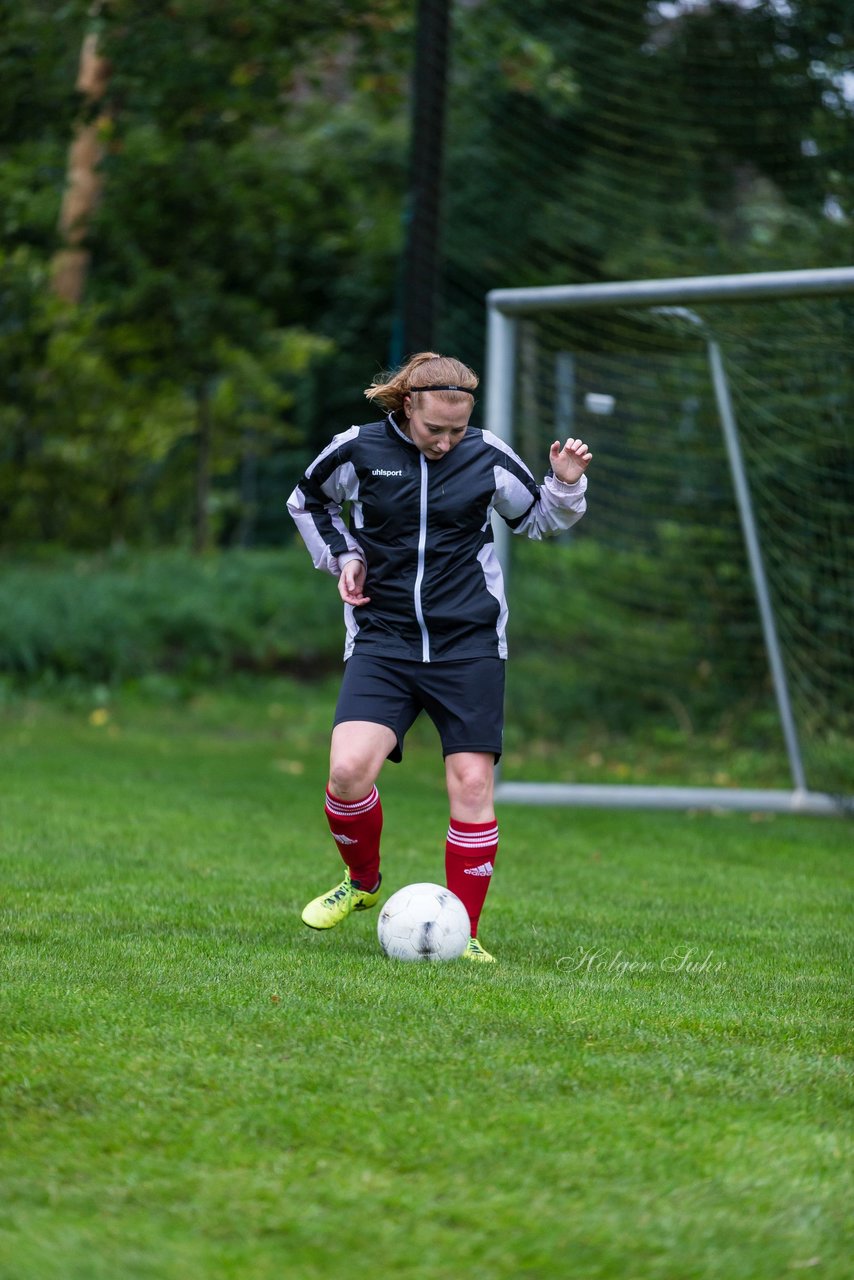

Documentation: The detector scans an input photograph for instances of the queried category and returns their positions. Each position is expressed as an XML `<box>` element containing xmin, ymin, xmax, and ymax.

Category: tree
<box><xmin>5</xmin><ymin>0</ymin><xmax>848</xmax><ymax>552</ymax></box>
<box><xmin>85</xmin><ymin>1</ymin><xmax>412</xmax><ymax>548</ymax></box>
<box><xmin>52</xmin><ymin>21</ymin><xmax>111</xmax><ymax>304</ymax></box>
<box><xmin>437</xmin><ymin>0</ymin><xmax>853</xmax><ymax>369</ymax></box>
<box><xmin>0</xmin><ymin>1</ymin><xmax>415</xmax><ymax>549</ymax></box>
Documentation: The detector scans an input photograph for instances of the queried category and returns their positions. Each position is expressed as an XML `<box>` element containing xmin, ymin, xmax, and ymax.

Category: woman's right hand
<box><xmin>338</xmin><ymin>558</ymin><xmax>371</xmax><ymax>607</ymax></box>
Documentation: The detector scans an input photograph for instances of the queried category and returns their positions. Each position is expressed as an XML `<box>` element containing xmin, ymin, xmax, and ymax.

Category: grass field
<box><xmin>1</xmin><ymin>682</ymin><xmax>852</xmax><ymax>1280</ymax></box>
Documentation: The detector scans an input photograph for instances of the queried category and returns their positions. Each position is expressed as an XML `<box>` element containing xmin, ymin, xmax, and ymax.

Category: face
<box><xmin>402</xmin><ymin>392</ymin><xmax>471</xmax><ymax>460</ymax></box>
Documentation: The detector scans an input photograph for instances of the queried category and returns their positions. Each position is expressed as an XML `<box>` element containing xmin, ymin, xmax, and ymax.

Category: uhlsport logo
<box><xmin>372</xmin><ymin>468</ymin><xmax>404</xmax><ymax>477</ymax></box>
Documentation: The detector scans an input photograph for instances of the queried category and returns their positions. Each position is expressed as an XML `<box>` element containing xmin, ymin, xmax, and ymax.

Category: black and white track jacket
<box><xmin>287</xmin><ymin>414</ymin><xmax>587</xmax><ymax>663</ymax></box>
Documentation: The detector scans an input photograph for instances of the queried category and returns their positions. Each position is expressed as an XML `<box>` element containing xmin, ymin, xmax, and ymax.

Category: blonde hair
<box><xmin>364</xmin><ymin>352</ymin><xmax>478</xmax><ymax>413</ymax></box>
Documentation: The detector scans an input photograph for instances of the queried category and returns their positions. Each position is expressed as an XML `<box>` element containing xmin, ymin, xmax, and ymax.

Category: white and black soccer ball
<box><xmin>377</xmin><ymin>882</ymin><xmax>470</xmax><ymax>962</ymax></box>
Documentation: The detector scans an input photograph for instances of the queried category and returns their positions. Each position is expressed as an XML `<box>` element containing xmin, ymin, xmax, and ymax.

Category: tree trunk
<box><xmin>400</xmin><ymin>0</ymin><xmax>451</xmax><ymax>355</ymax></box>
<box><xmin>51</xmin><ymin>30</ymin><xmax>111</xmax><ymax>304</ymax></box>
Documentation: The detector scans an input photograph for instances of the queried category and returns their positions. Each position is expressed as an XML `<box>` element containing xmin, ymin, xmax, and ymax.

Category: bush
<box><xmin>0</xmin><ymin>547</ymin><xmax>345</xmax><ymax>686</ymax></box>
<box><xmin>1</xmin><ymin>541</ymin><xmax>769</xmax><ymax>731</ymax></box>
<box><xmin>506</xmin><ymin>535</ymin><xmax>770</xmax><ymax>738</ymax></box>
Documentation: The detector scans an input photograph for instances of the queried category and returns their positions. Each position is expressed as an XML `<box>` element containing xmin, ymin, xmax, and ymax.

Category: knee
<box><xmin>447</xmin><ymin>756</ymin><xmax>494</xmax><ymax>817</ymax></box>
<box><xmin>329</xmin><ymin>752</ymin><xmax>375</xmax><ymax>801</ymax></box>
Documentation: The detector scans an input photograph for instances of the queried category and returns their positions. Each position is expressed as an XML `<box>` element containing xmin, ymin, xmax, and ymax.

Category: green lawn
<box><xmin>1</xmin><ymin>684</ymin><xmax>851</xmax><ymax>1280</ymax></box>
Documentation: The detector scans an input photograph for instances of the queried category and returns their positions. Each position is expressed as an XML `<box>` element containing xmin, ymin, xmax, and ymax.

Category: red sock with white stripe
<box><xmin>445</xmin><ymin>818</ymin><xmax>499</xmax><ymax>938</ymax></box>
<box><xmin>324</xmin><ymin>787</ymin><xmax>383</xmax><ymax>891</ymax></box>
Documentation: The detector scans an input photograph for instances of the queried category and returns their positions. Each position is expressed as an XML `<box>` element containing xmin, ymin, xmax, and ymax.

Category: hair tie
<box><xmin>409</xmin><ymin>384</ymin><xmax>474</xmax><ymax>394</ymax></box>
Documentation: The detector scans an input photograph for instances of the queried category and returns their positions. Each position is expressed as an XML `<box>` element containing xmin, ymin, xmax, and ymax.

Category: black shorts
<box><xmin>333</xmin><ymin>653</ymin><xmax>505</xmax><ymax>764</ymax></box>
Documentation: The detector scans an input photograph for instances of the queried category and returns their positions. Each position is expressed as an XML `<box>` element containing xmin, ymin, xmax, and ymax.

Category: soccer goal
<box><xmin>485</xmin><ymin>267</ymin><xmax>854</xmax><ymax>816</ymax></box>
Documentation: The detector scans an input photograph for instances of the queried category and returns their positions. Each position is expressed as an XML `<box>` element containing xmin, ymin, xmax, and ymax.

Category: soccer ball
<box><xmin>377</xmin><ymin>882</ymin><xmax>470</xmax><ymax>962</ymax></box>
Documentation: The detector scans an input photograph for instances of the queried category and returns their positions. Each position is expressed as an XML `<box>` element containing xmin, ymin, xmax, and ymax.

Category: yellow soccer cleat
<box><xmin>462</xmin><ymin>936</ymin><xmax>496</xmax><ymax>962</ymax></box>
<box><xmin>301</xmin><ymin>869</ymin><xmax>381</xmax><ymax>930</ymax></box>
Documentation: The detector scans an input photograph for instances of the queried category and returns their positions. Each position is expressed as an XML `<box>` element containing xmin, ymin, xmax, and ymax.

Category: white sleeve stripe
<box><xmin>481</xmin><ymin>430</ymin><xmax>536</xmax><ymax>477</ymax></box>
<box><xmin>305</xmin><ymin>424</ymin><xmax>360</xmax><ymax>479</ymax></box>
<box><xmin>322</xmin><ymin>459</ymin><xmax>359</xmax><ymax>504</ymax></box>
<box><xmin>493</xmin><ymin>463</ymin><xmax>538</xmax><ymax>519</ymax></box>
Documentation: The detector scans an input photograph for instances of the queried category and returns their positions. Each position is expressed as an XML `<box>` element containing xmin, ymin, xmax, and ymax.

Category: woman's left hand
<box><xmin>550</xmin><ymin>438</ymin><xmax>593</xmax><ymax>484</ymax></box>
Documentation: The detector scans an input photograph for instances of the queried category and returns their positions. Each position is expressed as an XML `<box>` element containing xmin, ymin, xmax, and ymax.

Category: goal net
<box><xmin>486</xmin><ymin>269</ymin><xmax>854</xmax><ymax>815</ymax></box>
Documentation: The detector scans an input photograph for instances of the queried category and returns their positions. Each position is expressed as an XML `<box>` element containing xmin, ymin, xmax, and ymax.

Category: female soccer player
<box><xmin>287</xmin><ymin>352</ymin><xmax>592</xmax><ymax>960</ymax></box>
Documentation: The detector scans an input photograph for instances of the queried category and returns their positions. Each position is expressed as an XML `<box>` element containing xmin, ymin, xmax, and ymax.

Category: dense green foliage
<box><xmin>0</xmin><ymin>549</ymin><xmax>341</xmax><ymax>686</ymax></box>
<box><xmin>0</xmin><ymin>543</ymin><xmax>755</xmax><ymax>710</ymax></box>
<box><xmin>439</xmin><ymin>0</ymin><xmax>854</xmax><ymax>365</ymax></box>
<box><xmin>1</xmin><ymin>690</ymin><xmax>852</xmax><ymax>1278</ymax></box>
<box><xmin>2</xmin><ymin>3</ymin><xmax>851</xmax><ymax>781</ymax></box>
<box><xmin>1</xmin><ymin>0</ymin><xmax>410</xmax><ymax>548</ymax></box>
<box><xmin>1</xmin><ymin>1</ymin><xmax>851</xmax><ymax>547</ymax></box>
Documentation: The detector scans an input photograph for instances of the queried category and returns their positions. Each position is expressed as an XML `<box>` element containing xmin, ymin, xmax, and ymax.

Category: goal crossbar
<box><xmin>487</xmin><ymin>265</ymin><xmax>854</xmax><ymax>314</ymax></box>
<box><xmin>486</xmin><ymin>267</ymin><xmax>854</xmax><ymax>817</ymax></box>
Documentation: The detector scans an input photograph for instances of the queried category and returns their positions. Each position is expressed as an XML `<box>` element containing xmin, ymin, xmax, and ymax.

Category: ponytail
<box><xmin>364</xmin><ymin>352</ymin><xmax>478</xmax><ymax>413</ymax></box>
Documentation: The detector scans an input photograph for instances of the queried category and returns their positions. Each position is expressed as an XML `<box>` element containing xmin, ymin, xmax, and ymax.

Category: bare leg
<box><xmin>444</xmin><ymin>751</ymin><xmax>495</xmax><ymax>821</ymax></box>
<box><xmin>328</xmin><ymin>720</ymin><xmax>397</xmax><ymax>800</ymax></box>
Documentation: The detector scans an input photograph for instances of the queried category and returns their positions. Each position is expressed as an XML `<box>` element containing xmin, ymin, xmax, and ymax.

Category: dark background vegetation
<box><xmin>1</xmin><ymin>0</ymin><xmax>851</xmax><ymax>784</ymax></box>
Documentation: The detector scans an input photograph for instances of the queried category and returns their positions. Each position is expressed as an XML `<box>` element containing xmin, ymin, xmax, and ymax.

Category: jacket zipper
<box><xmin>413</xmin><ymin>455</ymin><xmax>430</xmax><ymax>662</ymax></box>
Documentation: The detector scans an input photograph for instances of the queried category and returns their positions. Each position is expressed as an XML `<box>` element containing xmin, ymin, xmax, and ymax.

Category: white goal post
<box><xmin>485</xmin><ymin>267</ymin><xmax>854</xmax><ymax>816</ymax></box>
